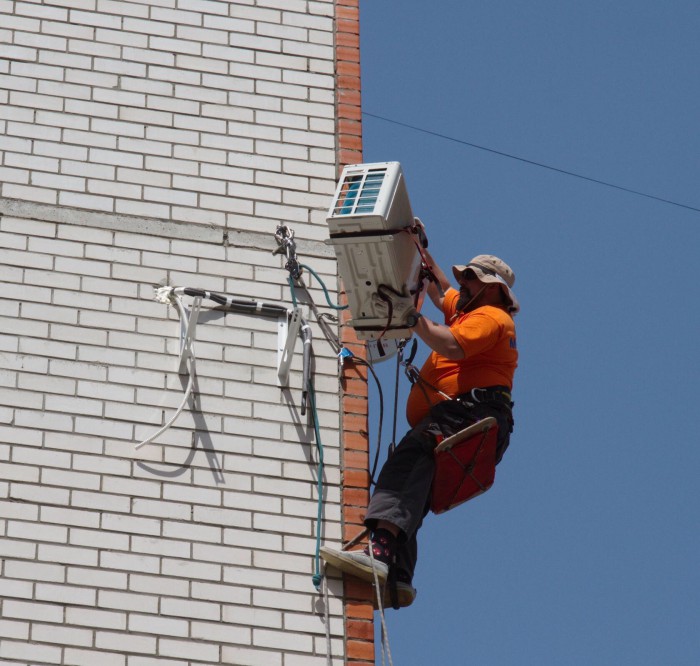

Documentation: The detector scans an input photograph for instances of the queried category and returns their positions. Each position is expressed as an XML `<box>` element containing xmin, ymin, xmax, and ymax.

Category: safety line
<box><xmin>368</xmin><ymin>543</ymin><xmax>394</xmax><ymax>666</ymax></box>
<box><xmin>363</xmin><ymin>111</ymin><xmax>700</xmax><ymax>214</ymax></box>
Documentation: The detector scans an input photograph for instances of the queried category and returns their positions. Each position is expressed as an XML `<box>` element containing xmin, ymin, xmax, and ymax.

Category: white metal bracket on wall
<box><xmin>277</xmin><ymin>306</ymin><xmax>302</xmax><ymax>387</ymax></box>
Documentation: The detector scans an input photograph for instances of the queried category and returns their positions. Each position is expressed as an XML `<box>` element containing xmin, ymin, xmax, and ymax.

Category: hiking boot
<box><xmin>320</xmin><ymin>546</ymin><xmax>389</xmax><ymax>585</ymax></box>
<box><xmin>374</xmin><ymin>580</ymin><xmax>417</xmax><ymax>610</ymax></box>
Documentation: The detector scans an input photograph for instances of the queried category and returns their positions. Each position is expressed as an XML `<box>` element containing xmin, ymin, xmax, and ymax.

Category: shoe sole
<box><xmin>374</xmin><ymin>585</ymin><xmax>417</xmax><ymax>610</ymax></box>
<box><xmin>320</xmin><ymin>547</ymin><xmax>387</xmax><ymax>585</ymax></box>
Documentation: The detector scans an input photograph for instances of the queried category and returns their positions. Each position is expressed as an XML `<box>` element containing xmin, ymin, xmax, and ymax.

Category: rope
<box><xmin>288</xmin><ymin>276</ymin><xmax>298</xmax><ymax>308</ymax></box>
<box><xmin>368</xmin><ymin>542</ymin><xmax>394</xmax><ymax>666</ymax></box>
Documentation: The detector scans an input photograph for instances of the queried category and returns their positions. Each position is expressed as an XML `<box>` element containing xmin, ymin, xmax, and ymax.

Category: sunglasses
<box><xmin>460</xmin><ymin>269</ymin><xmax>480</xmax><ymax>281</ymax></box>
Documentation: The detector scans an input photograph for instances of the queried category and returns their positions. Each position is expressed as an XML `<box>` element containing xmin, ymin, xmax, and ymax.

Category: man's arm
<box><xmin>411</xmin><ymin>313</ymin><xmax>464</xmax><ymax>360</ymax></box>
<box><xmin>423</xmin><ymin>248</ymin><xmax>452</xmax><ymax>310</ymax></box>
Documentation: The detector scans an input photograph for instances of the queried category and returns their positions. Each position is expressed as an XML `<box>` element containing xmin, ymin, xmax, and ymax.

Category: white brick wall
<box><xmin>0</xmin><ymin>0</ymin><xmax>337</xmax><ymax>243</ymax></box>
<box><xmin>0</xmin><ymin>0</ymin><xmax>348</xmax><ymax>664</ymax></box>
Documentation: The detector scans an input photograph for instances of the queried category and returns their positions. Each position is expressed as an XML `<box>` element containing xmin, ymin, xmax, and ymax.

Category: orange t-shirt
<box><xmin>405</xmin><ymin>288</ymin><xmax>518</xmax><ymax>426</ymax></box>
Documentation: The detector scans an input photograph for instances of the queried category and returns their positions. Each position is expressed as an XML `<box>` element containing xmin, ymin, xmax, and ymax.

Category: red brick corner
<box><xmin>335</xmin><ymin>1</ymin><xmax>374</xmax><ymax>664</ymax></box>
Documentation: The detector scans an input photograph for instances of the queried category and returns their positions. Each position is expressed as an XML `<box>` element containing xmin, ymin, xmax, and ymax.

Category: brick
<box><xmin>97</xmin><ymin>0</ymin><xmax>149</xmax><ymax>19</ymax></box>
<box><xmin>160</xmin><ymin>597</ymin><xmax>220</xmax><ymax>621</ymax></box>
<box><xmin>96</xmin><ymin>631</ymin><xmax>157</xmax><ymax>654</ymax></box>
<box><xmin>0</xmin><ymin>638</ymin><xmax>63</xmax><ymax>664</ymax></box>
<box><xmin>0</xmin><ymin>577</ymin><xmax>33</xmax><ymax>600</ymax></box>
<box><xmin>221</xmin><ymin>646</ymin><xmax>281</xmax><ymax>666</ymax></box>
<box><xmin>41</xmin><ymin>18</ymin><xmax>94</xmax><ymax>39</ymax></box>
<box><xmin>3</xmin><ymin>183</ymin><xmax>57</xmax><ymax>204</ymax></box>
<box><xmin>157</xmin><ymin>638</ymin><xmax>219</xmax><ymax>662</ymax></box>
<box><xmin>128</xmin><ymin>613</ymin><xmax>188</xmax><ymax>637</ymax></box>
<box><xmin>0</xmin><ymin>618</ymin><xmax>30</xmax><ymax>640</ymax></box>
<box><xmin>70</xmin><ymin>527</ymin><xmax>129</xmax><ymax>551</ymax></box>
<box><xmin>191</xmin><ymin>618</ymin><xmax>251</xmax><ymax>644</ymax></box>
<box><xmin>36</xmin><ymin>582</ymin><xmax>96</xmax><ymax>606</ymax></box>
<box><xmin>64</xmin><ymin>649</ymin><xmax>126</xmax><ymax>666</ymax></box>
<box><xmin>129</xmin><ymin>574</ymin><xmax>189</xmax><ymax>599</ymax></box>
<box><xmin>37</xmin><ymin>543</ymin><xmax>98</xmax><ymax>567</ymax></box>
<box><xmin>100</xmin><ymin>550</ymin><xmax>160</xmax><ymax>574</ymax></box>
<box><xmin>121</xmin><ymin>16</ymin><xmax>175</xmax><ymax>37</ymax></box>
<box><xmin>3</xmin><ymin>599</ymin><xmax>64</xmax><ymax>623</ymax></box>
<box><xmin>65</xmin><ymin>607</ymin><xmax>127</xmax><ymax>630</ymax></box>
<box><xmin>59</xmin><ymin>191</ymin><xmax>114</xmax><ymax>212</ymax></box>
<box><xmin>13</xmin><ymin>410</ymin><xmax>74</xmax><ymax>437</ymax></box>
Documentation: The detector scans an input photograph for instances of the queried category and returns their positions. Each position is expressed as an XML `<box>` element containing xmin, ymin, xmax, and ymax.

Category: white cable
<box><xmin>135</xmin><ymin>293</ymin><xmax>196</xmax><ymax>450</ymax></box>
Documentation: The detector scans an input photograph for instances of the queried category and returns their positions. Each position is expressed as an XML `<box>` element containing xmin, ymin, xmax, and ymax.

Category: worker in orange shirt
<box><xmin>322</xmin><ymin>249</ymin><xmax>519</xmax><ymax>608</ymax></box>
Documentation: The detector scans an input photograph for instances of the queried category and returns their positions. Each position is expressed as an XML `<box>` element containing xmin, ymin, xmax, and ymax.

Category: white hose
<box><xmin>135</xmin><ymin>292</ymin><xmax>196</xmax><ymax>450</ymax></box>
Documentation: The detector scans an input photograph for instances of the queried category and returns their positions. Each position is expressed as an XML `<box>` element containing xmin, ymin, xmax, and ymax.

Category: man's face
<box><xmin>456</xmin><ymin>271</ymin><xmax>483</xmax><ymax>311</ymax></box>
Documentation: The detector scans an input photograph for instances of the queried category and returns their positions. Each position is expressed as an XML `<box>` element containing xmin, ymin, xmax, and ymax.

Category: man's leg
<box><xmin>320</xmin><ymin>419</ymin><xmax>437</xmax><ymax>594</ymax></box>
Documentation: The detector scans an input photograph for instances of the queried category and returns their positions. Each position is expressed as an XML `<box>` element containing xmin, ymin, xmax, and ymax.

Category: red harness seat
<box><xmin>431</xmin><ymin>417</ymin><xmax>499</xmax><ymax>514</ymax></box>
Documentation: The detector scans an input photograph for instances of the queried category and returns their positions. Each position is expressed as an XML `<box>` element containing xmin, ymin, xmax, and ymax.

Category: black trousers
<box><xmin>364</xmin><ymin>398</ymin><xmax>513</xmax><ymax>580</ymax></box>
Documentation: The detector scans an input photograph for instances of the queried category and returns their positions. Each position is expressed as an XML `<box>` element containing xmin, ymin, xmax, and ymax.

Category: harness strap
<box><xmin>457</xmin><ymin>386</ymin><xmax>512</xmax><ymax>406</ymax></box>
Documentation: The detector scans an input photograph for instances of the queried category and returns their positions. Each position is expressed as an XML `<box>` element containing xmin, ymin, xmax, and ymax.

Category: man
<box><xmin>321</xmin><ymin>250</ymin><xmax>519</xmax><ymax>608</ymax></box>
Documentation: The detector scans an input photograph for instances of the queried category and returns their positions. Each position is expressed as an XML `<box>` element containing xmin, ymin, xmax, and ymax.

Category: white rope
<box><xmin>135</xmin><ymin>294</ymin><xmax>195</xmax><ymax>450</ymax></box>
<box><xmin>368</xmin><ymin>542</ymin><xmax>394</xmax><ymax>666</ymax></box>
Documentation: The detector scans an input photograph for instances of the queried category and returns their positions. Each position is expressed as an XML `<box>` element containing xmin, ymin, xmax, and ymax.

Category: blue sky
<box><xmin>358</xmin><ymin>2</ymin><xmax>700</xmax><ymax>664</ymax></box>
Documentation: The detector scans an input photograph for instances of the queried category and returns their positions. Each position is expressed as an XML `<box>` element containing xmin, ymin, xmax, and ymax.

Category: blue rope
<box><xmin>288</xmin><ymin>276</ymin><xmax>297</xmax><ymax>307</ymax></box>
<box><xmin>299</xmin><ymin>263</ymin><xmax>348</xmax><ymax>311</ymax></box>
<box><xmin>286</xmin><ymin>271</ymin><xmax>326</xmax><ymax>590</ymax></box>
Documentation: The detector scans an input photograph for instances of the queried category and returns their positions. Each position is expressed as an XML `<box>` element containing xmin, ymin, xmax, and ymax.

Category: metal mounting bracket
<box><xmin>277</xmin><ymin>306</ymin><xmax>302</xmax><ymax>387</ymax></box>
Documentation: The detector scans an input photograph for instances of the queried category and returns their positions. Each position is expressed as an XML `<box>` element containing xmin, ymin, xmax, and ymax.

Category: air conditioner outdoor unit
<box><xmin>326</xmin><ymin>162</ymin><xmax>428</xmax><ymax>341</ymax></box>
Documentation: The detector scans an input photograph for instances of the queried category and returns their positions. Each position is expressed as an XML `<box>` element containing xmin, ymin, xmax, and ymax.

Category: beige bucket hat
<box><xmin>452</xmin><ymin>254</ymin><xmax>520</xmax><ymax>314</ymax></box>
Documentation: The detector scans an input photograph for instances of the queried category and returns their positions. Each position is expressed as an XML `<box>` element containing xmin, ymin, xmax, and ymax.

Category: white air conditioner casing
<box><xmin>325</xmin><ymin>162</ymin><xmax>427</xmax><ymax>341</ymax></box>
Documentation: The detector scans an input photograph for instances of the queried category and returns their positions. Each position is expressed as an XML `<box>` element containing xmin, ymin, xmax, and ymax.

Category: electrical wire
<box><xmin>363</xmin><ymin>111</ymin><xmax>700</xmax><ymax>214</ymax></box>
<box><xmin>348</xmin><ymin>355</ymin><xmax>384</xmax><ymax>485</ymax></box>
<box><xmin>308</xmin><ymin>380</ymin><xmax>326</xmax><ymax>591</ymax></box>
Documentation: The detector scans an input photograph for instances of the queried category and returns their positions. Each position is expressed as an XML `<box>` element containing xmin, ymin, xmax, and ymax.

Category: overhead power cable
<box><xmin>363</xmin><ymin>111</ymin><xmax>700</xmax><ymax>214</ymax></box>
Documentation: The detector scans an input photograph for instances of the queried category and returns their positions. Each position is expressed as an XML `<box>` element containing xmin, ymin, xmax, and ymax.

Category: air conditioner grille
<box><xmin>333</xmin><ymin>168</ymin><xmax>387</xmax><ymax>216</ymax></box>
